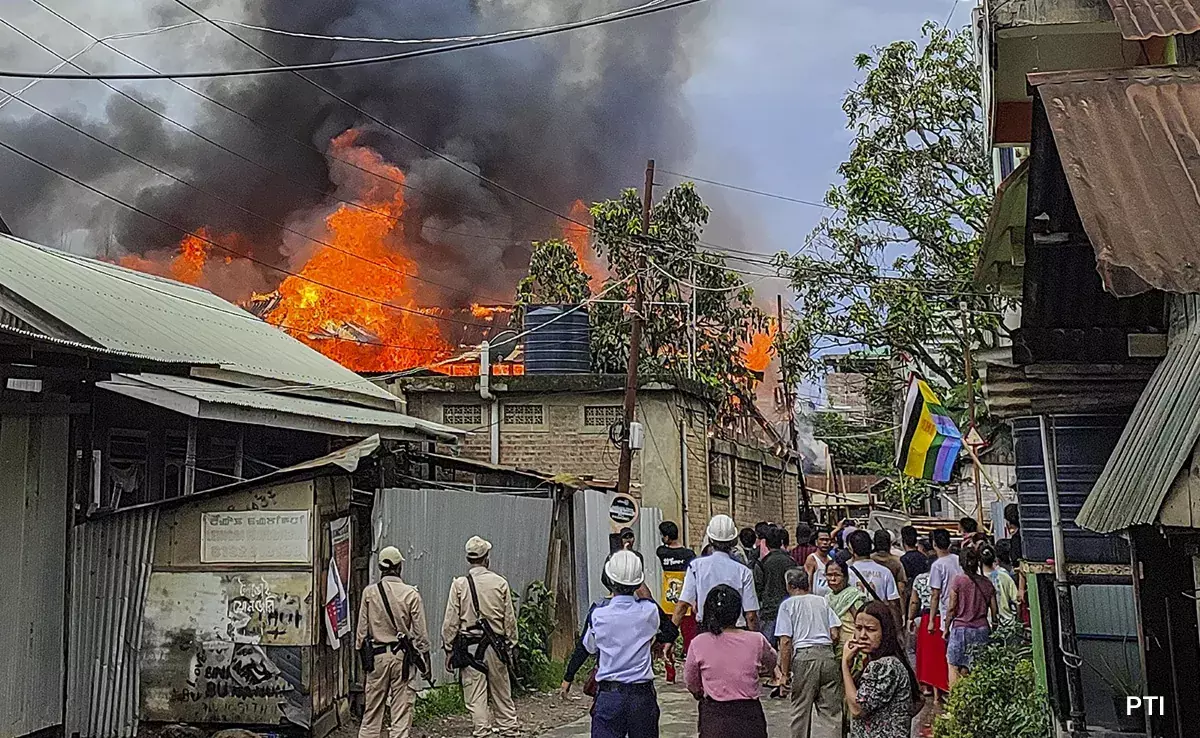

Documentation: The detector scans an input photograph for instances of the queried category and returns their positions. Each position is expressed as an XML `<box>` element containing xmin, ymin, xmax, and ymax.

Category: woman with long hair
<box><xmin>683</xmin><ymin>584</ymin><xmax>778</xmax><ymax>738</ymax></box>
<box><xmin>825</xmin><ymin>558</ymin><xmax>866</xmax><ymax>650</ymax></box>
<box><xmin>842</xmin><ymin>601</ymin><xmax>922</xmax><ymax>738</ymax></box>
<box><xmin>943</xmin><ymin>545</ymin><xmax>998</xmax><ymax>687</ymax></box>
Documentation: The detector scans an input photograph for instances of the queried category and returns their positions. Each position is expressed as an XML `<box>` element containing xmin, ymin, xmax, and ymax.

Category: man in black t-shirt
<box><xmin>656</xmin><ymin>521</ymin><xmax>696</xmax><ymax>683</ymax></box>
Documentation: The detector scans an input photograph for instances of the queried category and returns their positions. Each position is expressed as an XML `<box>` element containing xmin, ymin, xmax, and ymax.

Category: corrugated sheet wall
<box><xmin>373</xmin><ymin>488</ymin><xmax>553</xmax><ymax>683</ymax></box>
<box><xmin>65</xmin><ymin>508</ymin><xmax>158</xmax><ymax>738</ymax></box>
<box><xmin>0</xmin><ymin>414</ymin><xmax>69</xmax><ymax>738</ymax></box>
<box><xmin>573</xmin><ymin>489</ymin><xmax>664</xmax><ymax>624</ymax></box>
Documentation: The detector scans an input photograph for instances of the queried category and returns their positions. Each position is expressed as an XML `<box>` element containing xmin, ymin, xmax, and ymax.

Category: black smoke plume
<box><xmin>0</xmin><ymin>0</ymin><xmax>706</xmax><ymax>311</ymax></box>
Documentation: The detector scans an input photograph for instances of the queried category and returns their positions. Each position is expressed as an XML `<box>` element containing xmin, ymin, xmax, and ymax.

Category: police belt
<box><xmin>597</xmin><ymin>680</ymin><xmax>655</xmax><ymax>694</ymax></box>
<box><xmin>369</xmin><ymin>636</ymin><xmax>427</xmax><ymax>682</ymax></box>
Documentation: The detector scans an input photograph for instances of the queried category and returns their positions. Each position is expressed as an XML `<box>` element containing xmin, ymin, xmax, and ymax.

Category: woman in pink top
<box><xmin>684</xmin><ymin>584</ymin><xmax>778</xmax><ymax>738</ymax></box>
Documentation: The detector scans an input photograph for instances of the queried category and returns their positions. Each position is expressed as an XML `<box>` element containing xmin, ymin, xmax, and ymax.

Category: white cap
<box><xmin>466</xmin><ymin>536</ymin><xmax>492</xmax><ymax>559</ymax></box>
<box><xmin>379</xmin><ymin>546</ymin><xmax>404</xmax><ymax>567</ymax></box>
<box><xmin>706</xmin><ymin>514</ymin><xmax>738</xmax><ymax>543</ymax></box>
<box><xmin>604</xmin><ymin>549</ymin><xmax>645</xmax><ymax>587</ymax></box>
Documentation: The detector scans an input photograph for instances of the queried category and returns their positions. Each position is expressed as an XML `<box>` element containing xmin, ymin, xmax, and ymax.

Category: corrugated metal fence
<box><xmin>573</xmin><ymin>489</ymin><xmax>664</xmax><ymax>623</ymax></box>
<box><xmin>0</xmin><ymin>414</ymin><xmax>69</xmax><ymax>738</ymax></box>
<box><xmin>373</xmin><ymin>488</ymin><xmax>553</xmax><ymax>683</ymax></box>
<box><xmin>65</xmin><ymin>508</ymin><xmax>158</xmax><ymax>738</ymax></box>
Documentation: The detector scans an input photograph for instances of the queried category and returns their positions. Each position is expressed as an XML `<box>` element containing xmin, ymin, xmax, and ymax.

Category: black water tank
<box><xmin>1012</xmin><ymin>415</ymin><xmax>1129</xmax><ymax>565</ymax></box>
<box><xmin>523</xmin><ymin>304</ymin><xmax>590</xmax><ymax>374</ymax></box>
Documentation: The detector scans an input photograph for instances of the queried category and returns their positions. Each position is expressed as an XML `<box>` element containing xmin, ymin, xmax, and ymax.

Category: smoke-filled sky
<box><xmin>0</xmin><ymin>0</ymin><xmax>955</xmax><ymax>317</ymax></box>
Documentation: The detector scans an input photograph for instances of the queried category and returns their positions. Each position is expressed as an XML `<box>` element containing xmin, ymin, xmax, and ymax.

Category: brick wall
<box><xmin>405</xmin><ymin>386</ymin><xmax>800</xmax><ymax>548</ymax></box>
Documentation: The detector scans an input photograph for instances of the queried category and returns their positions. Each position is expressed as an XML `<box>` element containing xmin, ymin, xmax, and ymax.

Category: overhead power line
<box><xmin>0</xmin><ymin>136</ymin><xmax>494</xmax><ymax>328</ymax></box>
<box><xmin>166</xmin><ymin>0</ymin><xmax>615</xmax><ymax>240</ymax></box>
<box><xmin>659</xmin><ymin>169</ymin><xmax>831</xmax><ymax>209</ymax></box>
<box><xmin>0</xmin><ymin>0</ymin><xmax>706</xmax><ymax>80</ymax></box>
<box><xmin>15</xmin><ymin>0</ymin><xmax>558</xmax><ymax>237</ymax></box>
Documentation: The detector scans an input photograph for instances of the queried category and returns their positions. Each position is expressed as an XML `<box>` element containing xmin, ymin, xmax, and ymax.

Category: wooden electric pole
<box><xmin>617</xmin><ymin>159</ymin><xmax>655</xmax><ymax>496</ymax></box>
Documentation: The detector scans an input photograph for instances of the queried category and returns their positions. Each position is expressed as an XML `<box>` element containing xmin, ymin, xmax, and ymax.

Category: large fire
<box><xmin>261</xmin><ymin>131</ymin><xmax>453</xmax><ymax>371</ymax></box>
<box><xmin>114</xmin><ymin>130</ymin><xmax>774</xmax><ymax>387</ymax></box>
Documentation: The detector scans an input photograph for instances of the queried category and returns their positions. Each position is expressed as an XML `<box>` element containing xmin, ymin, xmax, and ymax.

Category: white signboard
<box><xmin>201</xmin><ymin>510</ymin><xmax>311</xmax><ymax>564</ymax></box>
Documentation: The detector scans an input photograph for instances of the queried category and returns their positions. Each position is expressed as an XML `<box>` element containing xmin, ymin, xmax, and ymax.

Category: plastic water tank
<box><xmin>1012</xmin><ymin>414</ymin><xmax>1129</xmax><ymax>565</ymax></box>
<box><xmin>523</xmin><ymin>304</ymin><xmax>590</xmax><ymax>374</ymax></box>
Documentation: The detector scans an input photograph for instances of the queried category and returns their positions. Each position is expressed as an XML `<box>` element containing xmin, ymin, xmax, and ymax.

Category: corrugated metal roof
<box><xmin>1077</xmin><ymin>297</ymin><xmax>1200</xmax><ymax>533</ymax></box>
<box><xmin>0</xmin><ymin>234</ymin><xmax>394</xmax><ymax>402</ymax></box>
<box><xmin>99</xmin><ymin>373</ymin><xmax>461</xmax><ymax>442</ymax></box>
<box><xmin>975</xmin><ymin>160</ymin><xmax>1028</xmax><ymax>295</ymax></box>
<box><xmin>1106</xmin><ymin>0</ymin><xmax>1200</xmax><ymax>39</ymax></box>
<box><xmin>1030</xmin><ymin>65</ymin><xmax>1200</xmax><ymax>296</ymax></box>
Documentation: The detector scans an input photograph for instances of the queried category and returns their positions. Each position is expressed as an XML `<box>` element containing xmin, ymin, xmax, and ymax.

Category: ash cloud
<box><xmin>0</xmin><ymin>0</ymin><xmax>708</xmax><ymax>310</ymax></box>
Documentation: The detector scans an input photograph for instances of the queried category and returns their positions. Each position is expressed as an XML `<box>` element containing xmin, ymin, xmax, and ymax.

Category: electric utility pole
<box><xmin>961</xmin><ymin>303</ymin><xmax>984</xmax><ymax>528</ymax></box>
<box><xmin>617</xmin><ymin>159</ymin><xmax>655</xmax><ymax>495</ymax></box>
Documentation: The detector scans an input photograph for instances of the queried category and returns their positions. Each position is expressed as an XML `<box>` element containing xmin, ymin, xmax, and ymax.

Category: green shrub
<box><xmin>933</xmin><ymin>624</ymin><xmax>1051</xmax><ymax>738</ymax></box>
<box><xmin>511</xmin><ymin>581</ymin><xmax>558</xmax><ymax>693</ymax></box>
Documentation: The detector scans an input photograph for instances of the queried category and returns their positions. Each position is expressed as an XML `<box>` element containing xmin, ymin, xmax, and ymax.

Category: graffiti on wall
<box><xmin>141</xmin><ymin>571</ymin><xmax>312</xmax><ymax>725</ymax></box>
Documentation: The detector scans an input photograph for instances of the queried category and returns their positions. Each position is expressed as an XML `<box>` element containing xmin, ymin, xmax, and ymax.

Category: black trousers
<box><xmin>698</xmin><ymin>698</ymin><xmax>767</xmax><ymax>738</ymax></box>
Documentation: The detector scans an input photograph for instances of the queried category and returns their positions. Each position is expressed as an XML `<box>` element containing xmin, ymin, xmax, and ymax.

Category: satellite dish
<box><xmin>489</xmin><ymin>330</ymin><xmax>520</xmax><ymax>362</ymax></box>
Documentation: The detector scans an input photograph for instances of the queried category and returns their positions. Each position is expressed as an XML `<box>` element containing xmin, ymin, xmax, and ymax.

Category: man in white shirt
<box><xmin>674</xmin><ymin>515</ymin><xmax>760</xmax><ymax>632</ymax></box>
<box><xmin>846</xmin><ymin>530</ymin><xmax>902</xmax><ymax>629</ymax></box>
<box><xmin>776</xmin><ymin>568</ymin><xmax>842</xmax><ymax>738</ymax></box>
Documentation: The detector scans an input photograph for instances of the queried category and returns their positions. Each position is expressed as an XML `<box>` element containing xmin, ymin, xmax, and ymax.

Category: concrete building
<box><xmin>391</xmin><ymin>373</ymin><xmax>803</xmax><ymax>547</ymax></box>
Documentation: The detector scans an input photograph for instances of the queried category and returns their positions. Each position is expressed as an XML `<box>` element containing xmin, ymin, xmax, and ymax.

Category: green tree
<box><xmin>814</xmin><ymin>412</ymin><xmax>893</xmax><ymax>476</ymax></box>
<box><xmin>563</xmin><ymin>183</ymin><xmax>767</xmax><ymax>398</ymax></box>
<box><xmin>515</xmin><ymin>239</ymin><xmax>591</xmax><ymax>307</ymax></box>
<box><xmin>775</xmin><ymin>23</ymin><xmax>1000</xmax><ymax>399</ymax></box>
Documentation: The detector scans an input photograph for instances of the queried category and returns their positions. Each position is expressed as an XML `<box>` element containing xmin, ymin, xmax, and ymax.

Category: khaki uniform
<box><xmin>441</xmin><ymin>566</ymin><xmax>519</xmax><ymax>737</ymax></box>
<box><xmin>355</xmin><ymin>576</ymin><xmax>430</xmax><ymax>738</ymax></box>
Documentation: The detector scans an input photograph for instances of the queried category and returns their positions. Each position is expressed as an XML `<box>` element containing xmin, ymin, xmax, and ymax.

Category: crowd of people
<box><xmin>566</xmin><ymin>503</ymin><xmax>1027</xmax><ymax>738</ymax></box>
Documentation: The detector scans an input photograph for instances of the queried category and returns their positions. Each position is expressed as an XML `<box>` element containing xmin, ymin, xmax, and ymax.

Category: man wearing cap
<box><xmin>442</xmin><ymin>536</ymin><xmax>519</xmax><ymax>738</ymax></box>
<box><xmin>673</xmin><ymin>515</ymin><xmax>760</xmax><ymax>632</ymax></box>
<box><xmin>585</xmin><ymin>549</ymin><xmax>675</xmax><ymax>738</ymax></box>
<box><xmin>356</xmin><ymin>546</ymin><xmax>431</xmax><ymax>738</ymax></box>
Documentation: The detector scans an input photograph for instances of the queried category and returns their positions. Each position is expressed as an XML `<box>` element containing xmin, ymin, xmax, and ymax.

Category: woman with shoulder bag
<box><xmin>942</xmin><ymin>546</ymin><xmax>998</xmax><ymax>687</ymax></box>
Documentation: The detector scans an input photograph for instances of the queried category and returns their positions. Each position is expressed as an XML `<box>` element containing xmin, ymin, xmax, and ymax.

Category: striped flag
<box><xmin>896</xmin><ymin>374</ymin><xmax>963</xmax><ymax>483</ymax></box>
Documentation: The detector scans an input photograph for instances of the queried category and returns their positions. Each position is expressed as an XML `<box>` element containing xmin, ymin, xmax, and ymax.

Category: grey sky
<box><xmin>679</xmin><ymin>0</ymin><xmax>960</xmax><ymax>258</ymax></box>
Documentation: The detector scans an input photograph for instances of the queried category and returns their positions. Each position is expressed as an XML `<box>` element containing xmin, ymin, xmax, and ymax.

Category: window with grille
<box><xmin>443</xmin><ymin>404</ymin><xmax>482</xmax><ymax>426</ymax></box>
<box><xmin>503</xmin><ymin>404</ymin><xmax>544</xmax><ymax>425</ymax></box>
<box><xmin>583</xmin><ymin>405</ymin><xmax>624</xmax><ymax>429</ymax></box>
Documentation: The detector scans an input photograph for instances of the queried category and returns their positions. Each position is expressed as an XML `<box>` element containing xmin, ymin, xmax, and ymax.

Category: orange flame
<box><xmin>470</xmin><ymin>304</ymin><xmax>511</xmax><ymax>321</ymax></box>
<box><xmin>743</xmin><ymin>322</ymin><xmax>777</xmax><ymax>374</ymax></box>
<box><xmin>260</xmin><ymin>130</ymin><xmax>453</xmax><ymax>371</ymax></box>
<box><xmin>563</xmin><ymin>199</ymin><xmax>605</xmax><ymax>291</ymax></box>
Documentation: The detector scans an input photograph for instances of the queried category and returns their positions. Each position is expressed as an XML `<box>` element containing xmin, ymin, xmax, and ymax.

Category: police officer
<box><xmin>441</xmin><ymin>536</ymin><xmax>519</xmax><ymax>738</ymax></box>
<box><xmin>673</xmin><ymin>515</ymin><xmax>761</xmax><ymax>632</ymax></box>
<box><xmin>356</xmin><ymin>546</ymin><xmax>431</xmax><ymax>738</ymax></box>
<box><xmin>585</xmin><ymin>549</ymin><xmax>675</xmax><ymax>738</ymax></box>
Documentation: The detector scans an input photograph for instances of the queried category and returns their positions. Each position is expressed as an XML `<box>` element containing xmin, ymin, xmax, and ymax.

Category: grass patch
<box><xmin>414</xmin><ymin>684</ymin><xmax>466</xmax><ymax>726</ymax></box>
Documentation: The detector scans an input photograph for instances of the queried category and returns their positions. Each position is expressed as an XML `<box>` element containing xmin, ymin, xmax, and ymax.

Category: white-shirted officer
<box><xmin>584</xmin><ymin>550</ymin><xmax>677</xmax><ymax>738</ymax></box>
<box><xmin>673</xmin><ymin>514</ymin><xmax>761</xmax><ymax>632</ymax></box>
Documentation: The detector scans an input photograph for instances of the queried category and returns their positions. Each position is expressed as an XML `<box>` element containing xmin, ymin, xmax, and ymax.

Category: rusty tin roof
<box><xmin>1030</xmin><ymin>65</ymin><xmax>1200</xmax><ymax>296</ymax></box>
<box><xmin>1106</xmin><ymin>0</ymin><xmax>1200</xmax><ymax>39</ymax></box>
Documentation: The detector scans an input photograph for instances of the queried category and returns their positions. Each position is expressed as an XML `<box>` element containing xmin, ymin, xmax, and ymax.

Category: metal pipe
<box><xmin>680</xmin><ymin>417</ymin><xmax>689</xmax><ymax>546</ymax></box>
<box><xmin>1039</xmin><ymin>415</ymin><xmax>1088</xmax><ymax>737</ymax></box>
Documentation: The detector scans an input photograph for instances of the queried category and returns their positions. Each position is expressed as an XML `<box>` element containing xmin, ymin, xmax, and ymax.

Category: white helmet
<box><xmin>604</xmin><ymin>549</ymin><xmax>645</xmax><ymax>587</ymax></box>
<box><xmin>706</xmin><ymin>514</ymin><xmax>738</xmax><ymax>543</ymax></box>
